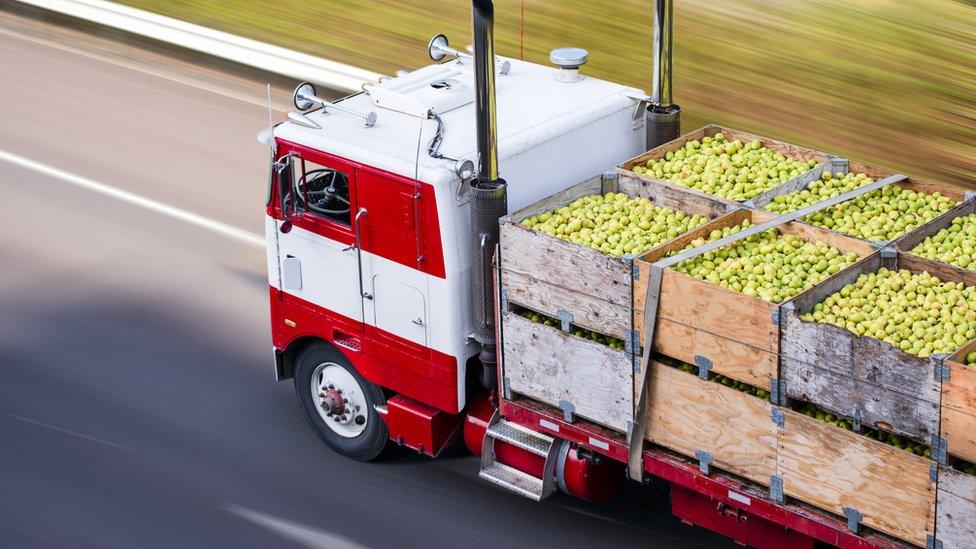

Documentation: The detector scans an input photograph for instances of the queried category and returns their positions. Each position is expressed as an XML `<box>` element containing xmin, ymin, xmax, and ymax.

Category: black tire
<box><xmin>294</xmin><ymin>342</ymin><xmax>388</xmax><ymax>461</ymax></box>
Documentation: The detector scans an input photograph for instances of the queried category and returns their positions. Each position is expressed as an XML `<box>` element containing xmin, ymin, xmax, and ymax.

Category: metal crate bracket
<box><xmin>930</xmin><ymin>435</ymin><xmax>948</xmax><ymax>465</ymax></box>
<box><xmin>769</xmin><ymin>475</ymin><xmax>784</xmax><ymax>504</ymax></box>
<box><xmin>694</xmin><ymin>355</ymin><xmax>712</xmax><ymax>380</ymax></box>
<box><xmin>695</xmin><ymin>450</ymin><xmax>713</xmax><ymax>475</ymax></box>
<box><xmin>625</xmin><ymin>329</ymin><xmax>640</xmax><ymax>356</ymax></box>
<box><xmin>843</xmin><ymin>507</ymin><xmax>862</xmax><ymax>533</ymax></box>
<box><xmin>558</xmin><ymin>400</ymin><xmax>576</xmax><ymax>423</ymax></box>
<box><xmin>555</xmin><ymin>309</ymin><xmax>573</xmax><ymax>332</ymax></box>
<box><xmin>932</xmin><ymin>354</ymin><xmax>950</xmax><ymax>382</ymax></box>
<box><xmin>771</xmin><ymin>408</ymin><xmax>785</xmax><ymax>428</ymax></box>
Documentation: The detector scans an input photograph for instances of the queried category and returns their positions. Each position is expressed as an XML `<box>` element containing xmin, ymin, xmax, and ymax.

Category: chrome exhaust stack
<box><xmin>469</xmin><ymin>0</ymin><xmax>507</xmax><ymax>390</ymax></box>
<box><xmin>646</xmin><ymin>0</ymin><xmax>681</xmax><ymax>148</ymax></box>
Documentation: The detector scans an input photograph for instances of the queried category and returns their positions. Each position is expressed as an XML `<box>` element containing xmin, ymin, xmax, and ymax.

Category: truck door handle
<box><xmin>353</xmin><ymin>208</ymin><xmax>371</xmax><ymax>302</ymax></box>
<box><xmin>412</xmin><ymin>318</ymin><xmax>424</xmax><ymax>326</ymax></box>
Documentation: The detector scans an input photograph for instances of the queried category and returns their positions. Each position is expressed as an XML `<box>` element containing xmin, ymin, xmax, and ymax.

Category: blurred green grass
<box><xmin>121</xmin><ymin>0</ymin><xmax>975</xmax><ymax>188</ymax></box>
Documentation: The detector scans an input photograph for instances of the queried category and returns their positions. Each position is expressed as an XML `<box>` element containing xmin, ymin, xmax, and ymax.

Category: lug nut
<box><xmin>340</xmin><ymin>415</ymin><xmax>348</xmax><ymax>421</ymax></box>
<box><xmin>333</xmin><ymin>416</ymin><xmax>341</xmax><ymax>422</ymax></box>
<box><xmin>355</xmin><ymin>415</ymin><xmax>366</xmax><ymax>425</ymax></box>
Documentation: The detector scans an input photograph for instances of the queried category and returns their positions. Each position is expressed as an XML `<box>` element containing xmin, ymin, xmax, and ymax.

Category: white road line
<box><xmin>5</xmin><ymin>412</ymin><xmax>132</xmax><ymax>451</ymax></box>
<box><xmin>223</xmin><ymin>504</ymin><xmax>369</xmax><ymax>549</ymax></box>
<box><xmin>0</xmin><ymin>149</ymin><xmax>265</xmax><ymax>247</ymax></box>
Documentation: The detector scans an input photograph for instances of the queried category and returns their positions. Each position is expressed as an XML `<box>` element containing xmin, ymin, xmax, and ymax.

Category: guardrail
<box><xmin>11</xmin><ymin>0</ymin><xmax>383</xmax><ymax>93</ymax></box>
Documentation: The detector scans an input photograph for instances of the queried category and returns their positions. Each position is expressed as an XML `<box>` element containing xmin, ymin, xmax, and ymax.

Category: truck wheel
<box><xmin>294</xmin><ymin>342</ymin><xmax>387</xmax><ymax>461</ymax></box>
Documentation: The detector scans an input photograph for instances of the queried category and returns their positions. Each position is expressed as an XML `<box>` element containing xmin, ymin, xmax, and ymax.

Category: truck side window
<box><xmin>296</xmin><ymin>159</ymin><xmax>352</xmax><ymax>226</ymax></box>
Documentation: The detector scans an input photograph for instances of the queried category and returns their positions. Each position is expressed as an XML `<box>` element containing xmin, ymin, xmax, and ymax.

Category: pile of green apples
<box><xmin>800</xmin><ymin>268</ymin><xmax>976</xmax><ymax>358</ymax></box>
<box><xmin>911</xmin><ymin>213</ymin><xmax>976</xmax><ymax>269</ymax></box>
<box><xmin>967</xmin><ymin>351</ymin><xmax>976</xmax><ymax>367</ymax></box>
<box><xmin>630</xmin><ymin>133</ymin><xmax>817</xmax><ymax>201</ymax></box>
<box><xmin>518</xmin><ymin>310</ymin><xmax>626</xmax><ymax>351</ymax></box>
<box><xmin>671</xmin><ymin>221</ymin><xmax>860</xmax><ymax>303</ymax></box>
<box><xmin>766</xmin><ymin>171</ymin><xmax>955</xmax><ymax>241</ymax></box>
<box><xmin>520</xmin><ymin>192</ymin><xmax>709</xmax><ymax>257</ymax></box>
<box><xmin>766</xmin><ymin>171</ymin><xmax>875</xmax><ymax>212</ymax></box>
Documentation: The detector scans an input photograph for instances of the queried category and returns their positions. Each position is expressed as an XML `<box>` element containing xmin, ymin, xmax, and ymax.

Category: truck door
<box><xmin>275</xmin><ymin>152</ymin><xmax>367</xmax><ymax>331</ymax></box>
<box><xmin>355</xmin><ymin>169</ymin><xmax>429</xmax><ymax>347</ymax></box>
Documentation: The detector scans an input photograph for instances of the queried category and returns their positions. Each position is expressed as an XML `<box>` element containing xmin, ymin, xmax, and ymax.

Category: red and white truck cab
<box><xmin>265</xmin><ymin>19</ymin><xmax>645</xmax><ymax>457</ymax></box>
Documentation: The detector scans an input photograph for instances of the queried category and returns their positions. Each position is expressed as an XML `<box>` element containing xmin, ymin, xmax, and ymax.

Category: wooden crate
<box><xmin>618</xmin><ymin>124</ymin><xmax>831</xmax><ymax>207</ymax></box>
<box><xmin>499</xmin><ymin>173</ymin><xmax>731</xmax><ymax>342</ymax></box>
<box><xmin>500</xmin><ymin>309</ymin><xmax>632</xmax><ymax>432</ymax></box>
<box><xmin>944</xmin><ymin>341</ymin><xmax>976</xmax><ymax>464</ymax></box>
<box><xmin>898</xmin><ymin>198</ymin><xmax>976</xmax><ymax>263</ymax></box>
<box><xmin>937</xmin><ymin>466</ymin><xmax>976</xmax><ymax>548</ymax></box>
<box><xmin>756</xmin><ymin>160</ymin><xmax>968</xmax><ymax>245</ymax></box>
<box><xmin>782</xmin><ymin>252</ymin><xmax>976</xmax><ymax>444</ymax></box>
<box><xmin>635</xmin><ymin>361</ymin><xmax>935</xmax><ymax>546</ymax></box>
<box><xmin>632</xmin><ymin>208</ymin><xmax>874</xmax><ymax>389</ymax></box>
<box><xmin>776</xmin><ymin>409</ymin><xmax>936</xmax><ymax>546</ymax></box>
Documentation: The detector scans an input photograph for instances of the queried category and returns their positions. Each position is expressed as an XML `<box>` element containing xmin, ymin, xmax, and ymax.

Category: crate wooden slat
<box><xmin>637</xmin><ymin>361</ymin><xmax>777</xmax><ymax>486</ymax></box>
<box><xmin>632</xmin><ymin>208</ymin><xmax>873</xmax><ymax>389</ymax></box>
<box><xmin>499</xmin><ymin>174</ymin><xmax>731</xmax><ymax>342</ymax></box>
<box><xmin>782</xmin><ymin>252</ymin><xmax>976</xmax><ymax>444</ymax></box>
<box><xmin>501</xmin><ymin>309</ymin><xmax>632</xmax><ymax>432</ymax></box>
<box><xmin>945</xmin><ymin>341</ymin><xmax>976</xmax><ymax>463</ymax></box>
<box><xmin>618</xmin><ymin>124</ymin><xmax>831</xmax><ymax>206</ymax></box>
<box><xmin>776</xmin><ymin>409</ymin><xmax>936</xmax><ymax>547</ymax></box>
<box><xmin>500</xmin><ymin>224</ymin><xmax>633</xmax><ymax>340</ymax></box>
<box><xmin>937</xmin><ymin>466</ymin><xmax>976</xmax><ymax>548</ymax></box>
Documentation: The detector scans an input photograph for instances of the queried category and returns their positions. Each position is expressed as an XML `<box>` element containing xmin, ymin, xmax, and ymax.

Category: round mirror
<box><xmin>293</xmin><ymin>82</ymin><xmax>318</xmax><ymax>111</ymax></box>
<box><xmin>454</xmin><ymin>159</ymin><xmax>476</xmax><ymax>182</ymax></box>
<box><xmin>428</xmin><ymin>34</ymin><xmax>450</xmax><ymax>62</ymax></box>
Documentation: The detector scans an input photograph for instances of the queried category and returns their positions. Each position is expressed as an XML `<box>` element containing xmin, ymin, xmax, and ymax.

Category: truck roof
<box><xmin>274</xmin><ymin>55</ymin><xmax>645</xmax><ymax>186</ymax></box>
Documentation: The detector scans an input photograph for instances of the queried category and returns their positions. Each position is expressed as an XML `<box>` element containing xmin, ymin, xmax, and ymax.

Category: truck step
<box><xmin>479</xmin><ymin>415</ymin><xmax>562</xmax><ymax>501</ymax></box>
<box><xmin>486</xmin><ymin>419</ymin><xmax>553</xmax><ymax>457</ymax></box>
<box><xmin>479</xmin><ymin>462</ymin><xmax>546</xmax><ymax>501</ymax></box>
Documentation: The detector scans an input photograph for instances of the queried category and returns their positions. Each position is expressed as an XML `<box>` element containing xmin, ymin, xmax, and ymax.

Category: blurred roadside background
<box><xmin>118</xmin><ymin>0</ymin><xmax>976</xmax><ymax>188</ymax></box>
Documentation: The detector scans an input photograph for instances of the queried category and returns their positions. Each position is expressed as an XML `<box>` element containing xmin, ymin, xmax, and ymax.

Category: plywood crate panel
<box><xmin>776</xmin><ymin>409</ymin><xmax>936</xmax><ymax>546</ymax></box>
<box><xmin>618</xmin><ymin>124</ymin><xmax>831</xmax><ymax>207</ymax></box>
<box><xmin>937</xmin><ymin>466</ymin><xmax>976</xmax><ymax>548</ymax></box>
<box><xmin>632</xmin><ymin>208</ymin><xmax>873</xmax><ymax>389</ymax></box>
<box><xmin>782</xmin><ymin>252</ymin><xmax>976</xmax><ymax>444</ymax></box>
<box><xmin>501</xmin><ymin>309</ymin><xmax>632</xmax><ymax>432</ymax></box>
<box><xmin>499</xmin><ymin>174</ymin><xmax>731</xmax><ymax>342</ymax></box>
<box><xmin>945</xmin><ymin>341</ymin><xmax>976</xmax><ymax>463</ymax></box>
<box><xmin>637</xmin><ymin>361</ymin><xmax>777</xmax><ymax>487</ymax></box>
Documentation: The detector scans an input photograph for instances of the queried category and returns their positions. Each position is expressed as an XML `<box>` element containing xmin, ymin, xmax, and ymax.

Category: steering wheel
<box><xmin>302</xmin><ymin>169</ymin><xmax>350</xmax><ymax>217</ymax></box>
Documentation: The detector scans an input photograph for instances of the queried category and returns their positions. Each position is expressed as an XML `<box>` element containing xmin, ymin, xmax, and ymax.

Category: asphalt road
<box><xmin>0</xmin><ymin>12</ymin><xmax>732</xmax><ymax>549</ymax></box>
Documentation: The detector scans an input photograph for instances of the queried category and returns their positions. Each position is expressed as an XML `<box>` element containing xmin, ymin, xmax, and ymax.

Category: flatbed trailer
<box><xmin>262</xmin><ymin>1</ymin><xmax>975</xmax><ymax>546</ymax></box>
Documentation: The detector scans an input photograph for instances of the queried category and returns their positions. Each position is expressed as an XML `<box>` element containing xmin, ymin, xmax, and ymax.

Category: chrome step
<box><xmin>479</xmin><ymin>462</ymin><xmax>546</xmax><ymax>501</ymax></box>
<box><xmin>486</xmin><ymin>419</ymin><xmax>553</xmax><ymax>457</ymax></box>
<box><xmin>479</xmin><ymin>414</ymin><xmax>562</xmax><ymax>501</ymax></box>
